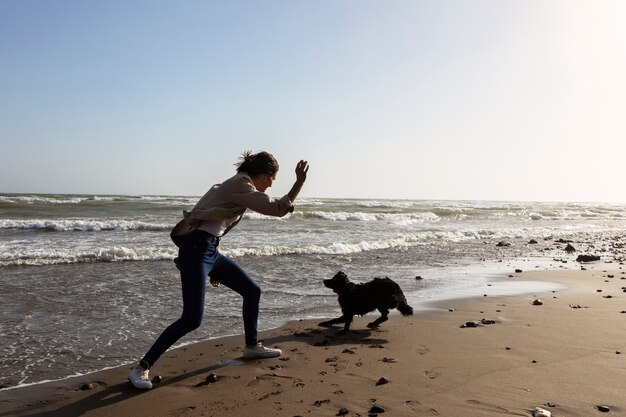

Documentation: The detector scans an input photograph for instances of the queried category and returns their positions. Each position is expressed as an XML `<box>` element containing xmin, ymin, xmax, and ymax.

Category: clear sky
<box><xmin>1</xmin><ymin>1</ymin><xmax>625</xmax><ymax>202</ymax></box>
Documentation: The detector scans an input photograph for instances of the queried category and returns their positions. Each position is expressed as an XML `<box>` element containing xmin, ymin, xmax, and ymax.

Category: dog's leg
<box><xmin>367</xmin><ymin>308</ymin><xmax>389</xmax><ymax>328</ymax></box>
<box><xmin>318</xmin><ymin>316</ymin><xmax>346</xmax><ymax>327</ymax></box>
<box><xmin>341</xmin><ymin>314</ymin><xmax>354</xmax><ymax>334</ymax></box>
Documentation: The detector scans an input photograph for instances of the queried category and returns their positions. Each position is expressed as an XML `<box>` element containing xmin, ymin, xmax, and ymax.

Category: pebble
<box><xmin>152</xmin><ymin>375</ymin><xmax>163</xmax><ymax>384</ymax></box>
<box><xmin>532</xmin><ymin>407</ymin><xmax>552</xmax><ymax>417</ymax></box>
<box><xmin>515</xmin><ymin>269</ymin><xmax>523</xmax><ymax>273</ymax></box>
<box><xmin>532</xmin><ymin>299</ymin><xmax>543</xmax><ymax>306</ymax></box>
<box><xmin>369</xmin><ymin>404</ymin><xmax>386</xmax><ymax>413</ymax></box>
<box><xmin>337</xmin><ymin>407</ymin><xmax>349</xmax><ymax>416</ymax></box>
<box><xmin>206</xmin><ymin>373</ymin><xmax>218</xmax><ymax>383</ymax></box>
<box><xmin>80</xmin><ymin>383</ymin><xmax>96</xmax><ymax>391</ymax></box>
<box><xmin>376</xmin><ymin>377</ymin><xmax>389</xmax><ymax>386</ymax></box>
<box><xmin>481</xmin><ymin>318</ymin><xmax>496</xmax><ymax>325</ymax></box>
<box><xmin>596</xmin><ymin>405</ymin><xmax>611</xmax><ymax>412</ymax></box>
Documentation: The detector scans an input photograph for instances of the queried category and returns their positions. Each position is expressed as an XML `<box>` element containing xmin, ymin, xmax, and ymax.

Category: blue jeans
<box><xmin>141</xmin><ymin>230</ymin><xmax>261</xmax><ymax>369</ymax></box>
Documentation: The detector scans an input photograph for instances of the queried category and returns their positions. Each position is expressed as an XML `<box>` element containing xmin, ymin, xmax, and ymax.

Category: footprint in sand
<box><xmin>465</xmin><ymin>399</ymin><xmax>513</xmax><ymax>414</ymax></box>
<box><xmin>423</xmin><ymin>369</ymin><xmax>441</xmax><ymax>380</ymax></box>
<box><xmin>415</xmin><ymin>344</ymin><xmax>430</xmax><ymax>355</ymax></box>
<box><xmin>405</xmin><ymin>400</ymin><xmax>440</xmax><ymax>415</ymax></box>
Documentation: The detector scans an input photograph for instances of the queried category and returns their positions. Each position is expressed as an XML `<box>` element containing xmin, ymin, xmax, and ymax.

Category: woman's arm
<box><xmin>287</xmin><ymin>160</ymin><xmax>309</xmax><ymax>203</ymax></box>
<box><xmin>229</xmin><ymin>160</ymin><xmax>309</xmax><ymax>217</ymax></box>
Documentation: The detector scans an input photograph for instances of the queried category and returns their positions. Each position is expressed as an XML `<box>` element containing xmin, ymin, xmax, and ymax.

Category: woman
<box><xmin>129</xmin><ymin>151</ymin><xmax>309</xmax><ymax>389</ymax></box>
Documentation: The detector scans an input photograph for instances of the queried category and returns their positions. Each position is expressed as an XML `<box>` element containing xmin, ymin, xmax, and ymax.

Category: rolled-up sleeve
<box><xmin>229</xmin><ymin>178</ymin><xmax>293</xmax><ymax>217</ymax></box>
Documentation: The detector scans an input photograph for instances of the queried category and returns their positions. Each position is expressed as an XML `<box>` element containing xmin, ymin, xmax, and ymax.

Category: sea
<box><xmin>1</xmin><ymin>193</ymin><xmax>625</xmax><ymax>389</ymax></box>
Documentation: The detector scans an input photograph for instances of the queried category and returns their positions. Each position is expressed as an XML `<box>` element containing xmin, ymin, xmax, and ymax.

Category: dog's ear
<box><xmin>333</xmin><ymin>271</ymin><xmax>349</xmax><ymax>286</ymax></box>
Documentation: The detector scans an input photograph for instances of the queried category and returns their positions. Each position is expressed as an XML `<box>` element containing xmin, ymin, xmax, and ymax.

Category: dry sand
<box><xmin>1</xmin><ymin>263</ymin><xmax>625</xmax><ymax>417</ymax></box>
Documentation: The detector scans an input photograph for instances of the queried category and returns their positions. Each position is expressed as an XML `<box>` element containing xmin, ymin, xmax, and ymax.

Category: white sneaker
<box><xmin>128</xmin><ymin>366</ymin><xmax>153</xmax><ymax>390</ymax></box>
<box><xmin>243</xmin><ymin>343</ymin><xmax>282</xmax><ymax>359</ymax></box>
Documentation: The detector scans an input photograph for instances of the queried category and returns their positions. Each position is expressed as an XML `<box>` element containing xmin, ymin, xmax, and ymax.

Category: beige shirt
<box><xmin>183</xmin><ymin>172</ymin><xmax>293</xmax><ymax>237</ymax></box>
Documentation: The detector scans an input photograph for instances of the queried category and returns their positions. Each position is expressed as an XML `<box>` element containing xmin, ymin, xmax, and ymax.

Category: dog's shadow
<box><xmin>262</xmin><ymin>324</ymin><xmax>389</xmax><ymax>348</ymax></box>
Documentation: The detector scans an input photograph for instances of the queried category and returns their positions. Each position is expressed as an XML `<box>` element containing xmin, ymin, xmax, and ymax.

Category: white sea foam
<box><xmin>305</xmin><ymin>211</ymin><xmax>440</xmax><ymax>223</ymax></box>
<box><xmin>0</xmin><ymin>219</ymin><xmax>171</xmax><ymax>231</ymax></box>
<box><xmin>0</xmin><ymin>246</ymin><xmax>178</xmax><ymax>266</ymax></box>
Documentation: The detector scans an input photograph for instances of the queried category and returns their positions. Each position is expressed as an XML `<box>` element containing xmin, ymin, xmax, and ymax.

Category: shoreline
<box><xmin>2</xmin><ymin>262</ymin><xmax>625</xmax><ymax>417</ymax></box>
<box><xmin>1</xmin><ymin>263</ymin><xmax>568</xmax><ymax>392</ymax></box>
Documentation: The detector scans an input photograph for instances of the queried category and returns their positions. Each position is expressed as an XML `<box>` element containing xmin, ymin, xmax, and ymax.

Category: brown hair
<box><xmin>235</xmin><ymin>151</ymin><xmax>279</xmax><ymax>176</ymax></box>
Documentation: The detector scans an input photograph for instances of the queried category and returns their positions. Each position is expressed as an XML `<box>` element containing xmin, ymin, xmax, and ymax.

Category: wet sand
<box><xmin>1</xmin><ymin>263</ymin><xmax>625</xmax><ymax>417</ymax></box>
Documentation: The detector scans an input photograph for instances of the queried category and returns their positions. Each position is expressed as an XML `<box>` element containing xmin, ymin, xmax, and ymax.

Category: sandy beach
<box><xmin>1</xmin><ymin>262</ymin><xmax>625</xmax><ymax>417</ymax></box>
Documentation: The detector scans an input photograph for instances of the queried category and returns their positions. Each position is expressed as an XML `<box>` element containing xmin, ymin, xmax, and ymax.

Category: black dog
<box><xmin>319</xmin><ymin>271</ymin><xmax>413</xmax><ymax>333</ymax></box>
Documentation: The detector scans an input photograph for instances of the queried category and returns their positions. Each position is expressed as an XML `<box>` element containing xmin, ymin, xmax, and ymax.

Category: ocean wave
<box><xmin>0</xmin><ymin>219</ymin><xmax>171</xmax><ymax>232</ymax></box>
<box><xmin>0</xmin><ymin>246</ymin><xmax>178</xmax><ymax>267</ymax></box>
<box><xmin>224</xmin><ymin>231</ymin><xmax>478</xmax><ymax>257</ymax></box>
<box><xmin>0</xmin><ymin>194</ymin><xmax>197</xmax><ymax>207</ymax></box>
<box><xmin>0</xmin><ymin>195</ymin><xmax>84</xmax><ymax>205</ymax></box>
<box><xmin>0</xmin><ymin>231</ymin><xmax>474</xmax><ymax>266</ymax></box>
<box><xmin>303</xmin><ymin>211</ymin><xmax>440</xmax><ymax>223</ymax></box>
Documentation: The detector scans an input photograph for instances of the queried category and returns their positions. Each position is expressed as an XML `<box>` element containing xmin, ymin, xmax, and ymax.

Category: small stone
<box><xmin>564</xmin><ymin>243</ymin><xmax>576</xmax><ymax>253</ymax></box>
<box><xmin>576</xmin><ymin>254</ymin><xmax>601</xmax><ymax>262</ymax></box>
<box><xmin>206</xmin><ymin>373</ymin><xmax>218</xmax><ymax>383</ymax></box>
<box><xmin>464</xmin><ymin>321</ymin><xmax>479</xmax><ymax>328</ymax></box>
<box><xmin>532</xmin><ymin>360</ymin><xmax>538</xmax><ymax>363</ymax></box>
<box><xmin>337</xmin><ymin>408</ymin><xmax>349</xmax><ymax>416</ymax></box>
<box><xmin>376</xmin><ymin>377</ymin><xmax>389</xmax><ymax>386</ymax></box>
<box><xmin>80</xmin><ymin>383</ymin><xmax>96</xmax><ymax>391</ymax></box>
<box><xmin>152</xmin><ymin>375</ymin><xmax>163</xmax><ymax>384</ymax></box>
<box><xmin>603</xmin><ymin>295</ymin><xmax>613</xmax><ymax>299</ymax></box>
<box><xmin>533</xmin><ymin>299</ymin><xmax>543</xmax><ymax>306</ymax></box>
<box><xmin>529</xmin><ymin>239</ymin><xmax>538</xmax><ymax>244</ymax></box>
<box><xmin>448</xmin><ymin>308</ymin><xmax>455</xmax><ymax>312</ymax></box>
<box><xmin>496</xmin><ymin>241</ymin><xmax>511</xmax><ymax>247</ymax></box>
<box><xmin>616</xmin><ymin>351</ymin><xmax>621</xmax><ymax>354</ymax></box>
<box><xmin>369</xmin><ymin>404</ymin><xmax>386</xmax><ymax>413</ymax></box>
<box><xmin>515</xmin><ymin>269</ymin><xmax>523</xmax><ymax>273</ymax></box>
<box><xmin>532</xmin><ymin>407</ymin><xmax>552</xmax><ymax>417</ymax></box>
<box><xmin>481</xmin><ymin>318</ymin><xmax>496</xmax><ymax>325</ymax></box>
<box><xmin>415</xmin><ymin>276</ymin><xmax>423</xmax><ymax>280</ymax></box>
<box><xmin>596</xmin><ymin>405</ymin><xmax>610</xmax><ymax>412</ymax></box>
<box><xmin>505</xmin><ymin>347</ymin><xmax>511</xmax><ymax>350</ymax></box>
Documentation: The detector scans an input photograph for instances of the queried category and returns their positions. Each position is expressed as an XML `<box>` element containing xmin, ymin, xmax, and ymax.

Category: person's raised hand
<box><xmin>295</xmin><ymin>160</ymin><xmax>309</xmax><ymax>184</ymax></box>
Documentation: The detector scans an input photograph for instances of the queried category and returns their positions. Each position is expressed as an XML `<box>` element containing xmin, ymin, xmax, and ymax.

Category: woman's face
<box><xmin>253</xmin><ymin>172</ymin><xmax>277</xmax><ymax>192</ymax></box>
